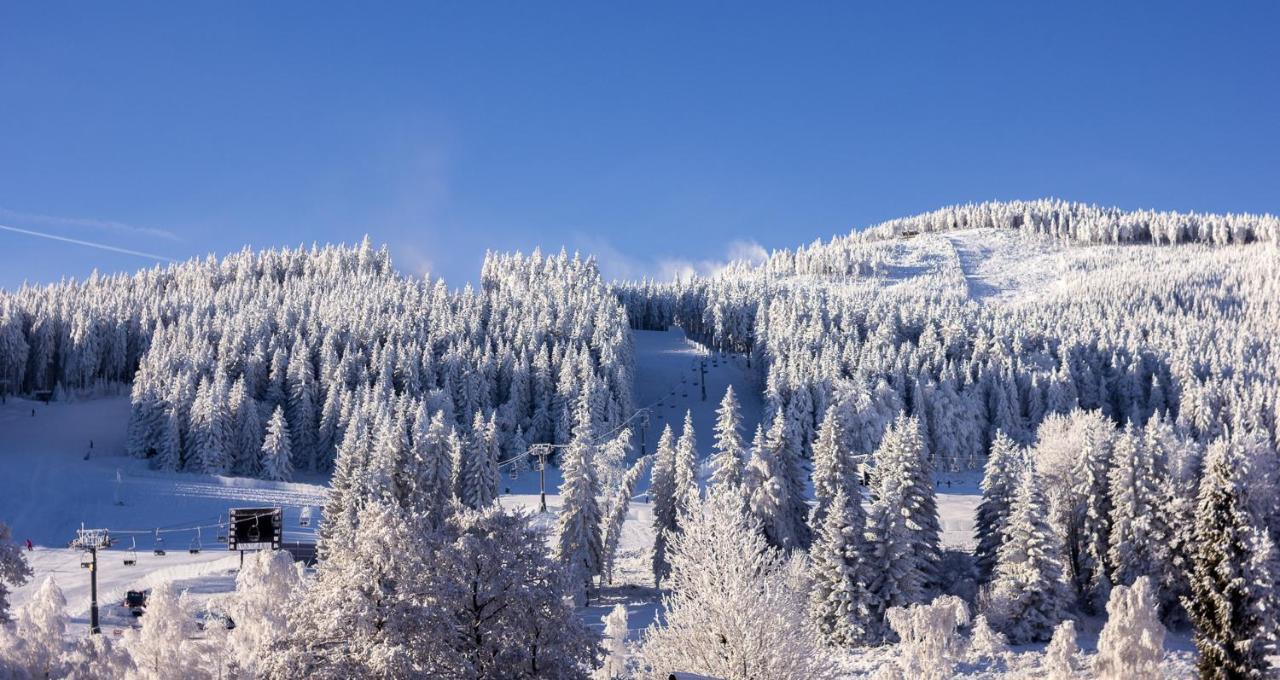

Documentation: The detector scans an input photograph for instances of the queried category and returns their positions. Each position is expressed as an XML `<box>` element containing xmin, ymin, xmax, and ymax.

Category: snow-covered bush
<box><xmin>965</xmin><ymin>614</ymin><xmax>1009</xmax><ymax>665</ymax></box>
<box><xmin>1095</xmin><ymin>577</ymin><xmax>1166</xmax><ymax>679</ymax></box>
<box><xmin>1043</xmin><ymin>619</ymin><xmax>1080</xmax><ymax>680</ymax></box>
<box><xmin>597</xmin><ymin>604</ymin><xmax>629</xmax><ymax>680</ymax></box>
<box><xmin>884</xmin><ymin>594</ymin><xmax>970</xmax><ymax>680</ymax></box>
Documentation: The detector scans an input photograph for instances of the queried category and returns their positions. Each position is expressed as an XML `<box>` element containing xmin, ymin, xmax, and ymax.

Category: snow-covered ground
<box><xmin>0</xmin><ymin>395</ymin><xmax>325</xmax><ymax>633</ymax></box>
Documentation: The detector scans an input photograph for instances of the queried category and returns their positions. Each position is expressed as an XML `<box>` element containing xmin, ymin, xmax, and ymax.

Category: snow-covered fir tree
<box><xmin>556</xmin><ymin>390</ymin><xmax>605</xmax><ymax>605</ymax></box>
<box><xmin>808</xmin><ymin>486</ymin><xmax>872</xmax><ymax>647</ymax></box>
<box><xmin>0</xmin><ymin>520</ymin><xmax>31</xmax><ymax>622</ymax></box>
<box><xmin>1185</xmin><ymin>437</ymin><xmax>1277</xmax><ymax>679</ymax></box>
<box><xmin>709</xmin><ymin>385</ymin><xmax>746</xmax><ymax>491</ymax></box>
<box><xmin>673</xmin><ymin>409</ymin><xmax>698</xmax><ymax>516</ymax></box>
<box><xmin>982</xmin><ymin>466</ymin><xmax>1071</xmax><ymax>644</ymax></box>
<box><xmin>650</xmin><ymin>424</ymin><xmax>678</xmax><ymax>586</ymax></box>
<box><xmin>974</xmin><ymin>429</ymin><xmax>1023</xmax><ymax>582</ymax></box>
<box><xmin>260</xmin><ymin>405</ymin><xmax>294</xmax><ymax>482</ymax></box>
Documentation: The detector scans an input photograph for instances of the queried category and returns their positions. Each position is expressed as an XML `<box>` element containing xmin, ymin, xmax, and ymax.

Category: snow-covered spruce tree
<box><xmin>674</xmin><ymin>409</ymin><xmax>698</xmax><ymax>516</ymax></box>
<box><xmin>602</xmin><ymin>454</ymin><xmax>652</xmax><ymax>584</ymax></box>
<box><xmin>0</xmin><ymin>520</ymin><xmax>32</xmax><ymax>622</ymax></box>
<box><xmin>650</xmin><ymin>424</ymin><xmax>678</xmax><ymax>586</ymax></box>
<box><xmin>229</xmin><ymin>376</ymin><xmax>263</xmax><ymax>475</ymax></box>
<box><xmin>1107</xmin><ymin>423</ymin><xmax>1162</xmax><ymax>588</ymax></box>
<box><xmin>0</xmin><ymin>577</ymin><xmax>68</xmax><ymax>677</ymax></box>
<box><xmin>808</xmin><ymin>487</ymin><xmax>871</xmax><ymax>646</ymax></box>
<box><xmin>188</xmin><ymin>376</ymin><xmax>230</xmax><ymax>474</ymax></box>
<box><xmin>410</xmin><ymin>406</ymin><xmax>455</xmax><ymax>527</ymax></box>
<box><xmin>1184</xmin><ymin>438</ymin><xmax>1276</xmax><ymax>679</ymax></box>
<box><xmin>61</xmin><ymin>633</ymin><xmax>134</xmax><ymax>679</ymax></box>
<box><xmin>598</xmin><ymin>604</ymin><xmax>629</xmax><ymax>680</ymax></box>
<box><xmin>260</xmin><ymin>405</ymin><xmax>294</xmax><ymax>482</ymax></box>
<box><xmin>1043</xmin><ymin>619</ymin><xmax>1080</xmax><ymax>680</ymax></box>
<box><xmin>862</xmin><ymin>421</ymin><xmax>928</xmax><ymax>641</ymax></box>
<box><xmin>556</xmin><ymin>389</ymin><xmax>605</xmax><ymax>606</ymax></box>
<box><xmin>225</xmin><ymin>549</ymin><xmax>302</xmax><ymax>677</ymax></box>
<box><xmin>884</xmin><ymin>595</ymin><xmax>970</xmax><ymax>680</ymax></box>
<box><xmin>982</xmin><ymin>466</ymin><xmax>1070</xmax><ymax>644</ymax></box>
<box><xmin>1094</xmin><ymin>576</ymin><xmax>1166</xmax><ymax>680</ymax></box>
<box><xmin>637</xmin><ymin>491</ymin><xmax>835</xmax><ymax>680</ymax></box>
<box><xmin>460</xmin><ymin>410</ymin><xmax>500</xmax><ymax>509</ymax></box>
<box><xmin>745</xmin><ymin>418</ymin><xmax>795</xmax><ymax>550</ymax></box>
<box><xmin>1067</xmin><ymin>416</ymin><xmax>1114</xmax><ymax>613</ymax></box>
<box><xmin>709</xmin><ymin>384</ymin><xmax>746</xmax><ymax>492</ymax></box>
<box><xmin>811</xmin><ymin>403</ymin><xmax>856</xmax><ymax>529</ymax></box>
<box><xmin>285</xmin><ymin>343</ymin><xmax>319</xmax><ymax>472</ymax></box>
<box><xmin>974</xmin><ymin>429</ymin><xmax>1023</xmax><ymax>583</ymax></box>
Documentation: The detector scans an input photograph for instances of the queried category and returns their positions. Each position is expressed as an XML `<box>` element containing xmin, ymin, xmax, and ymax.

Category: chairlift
<box><xmin>247</xmin><ymin>517</ymin><xmax>261</xmax><ymax>543</ymax></box>
<box><xmin>299</xmin><ymin>506</ymin><xmax>313</xmax><ymax>528</ymax></box>
<box><xmin>153</xmin><ymin>529</ymin><xmax>166</xmax><ymax>557</ymax></box>
<box><xmin>189</xmin><ymin>527</ymin><xmax>202</xmax><ymax>554</ymax></box>
<box><xmin>80</xmin><ymin>552</ymin><xmax>92</xmax><ymax>569</ymax></box>
<box><xmin>509</xmin><ymin>469</ymin><xmax>519</xmax><ymax>481</ymax></box>
<box><xmin>123</xmin><ymin>537</ymin><xmax>137</xmax><ymax>567</ymax></box>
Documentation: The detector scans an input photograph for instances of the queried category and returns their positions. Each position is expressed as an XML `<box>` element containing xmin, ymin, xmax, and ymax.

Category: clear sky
<box><xmin>2</xmin><ymin>2</ymin><xmax>1277</xmax><ymax>289</ymax></box>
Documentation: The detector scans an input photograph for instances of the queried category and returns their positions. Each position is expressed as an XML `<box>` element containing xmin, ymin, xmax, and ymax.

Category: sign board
<box><xmin>228</xmin><ymin>507</ymin><xmax>282</xmax><ymax>551</ymax></box>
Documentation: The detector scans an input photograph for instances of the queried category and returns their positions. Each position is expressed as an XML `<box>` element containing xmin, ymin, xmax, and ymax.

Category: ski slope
<box><xmin>0</xmin><ymin>395</ymin><xmax>325</xmax><ymax>631</ymax></box>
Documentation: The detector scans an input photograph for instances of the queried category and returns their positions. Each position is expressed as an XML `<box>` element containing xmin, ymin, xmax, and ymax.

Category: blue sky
<box><xmin>2</xmin><ymin>2</ymin><xmax>1277</xmax><ymax>289</ymax></box>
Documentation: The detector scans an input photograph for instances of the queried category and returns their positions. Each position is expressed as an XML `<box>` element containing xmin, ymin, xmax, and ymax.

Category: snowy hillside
<box><xmin>2</xmin><ymin>204</ymin><xmax>1277</xmax><ymax>678</ymax></box>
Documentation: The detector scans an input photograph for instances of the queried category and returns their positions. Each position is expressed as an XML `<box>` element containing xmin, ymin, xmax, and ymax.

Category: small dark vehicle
<box><xmin>124</xmin><ymin>590</ymin><xmax>148</xmax><ymax>617</ymax></box>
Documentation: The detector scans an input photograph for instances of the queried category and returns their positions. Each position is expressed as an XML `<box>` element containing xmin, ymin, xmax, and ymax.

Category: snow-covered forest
<box><xmin>2</xmin><ymin>199</ymin><xmax>1279</xmax><ymax>678</ymax></box>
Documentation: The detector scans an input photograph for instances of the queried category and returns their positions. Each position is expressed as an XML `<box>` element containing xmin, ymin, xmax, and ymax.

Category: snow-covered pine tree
<box><xmin>0</xmin><ymin>576</ymin><xmax>67</xmax><ymax>677</ymax></box>
<box><xmin>887</xmin><ymin>414</ymin><xmax>941</xmax><ymax>593</ymax></box>
<box><xmin>709</xmin><ymin>385</ymin><xmax>746</xmax><ymax>491</ymax></box>
<box><xmin>674</xmin><ymin>409</ymin><xmax>698</xmax><ymax>516</ymax></box>
<box><xmin>556</xmin><ymin>389</ymin><xmax>605</xmax><ymax>605</ymax></box>
<box><xmin>767</xmin><ymin>409</ymin><xmax>812</xmax><ymax>549</ymax></box>
<box><xmin>811</xmin><ymin>403</ymin><xmax>856</xmax><ymax>529</ymax></box>
<box><xmin>286</xmin><ymin>343</ymin><xmax>319</xmax><ymax>472</ymax></box>
<box><xmin>808</xmin><ymin>486</ymin><xmax>871</xmax><ymax>646</ymax></box>
<box><xmin>460</xmin><ymin>410</ymin><xmax>499</xmax><ymax>508</ymax></box>
<box><xmin>746</xmin><ymin>417</ymin><xmax>796</xmax><ymax>551</ymax></box>
<box><xmin>974</xmin><ymin>430</ymin><xmax>1023</xmax><ymax>583</ymax></box>
<box><xmin>650</xmin><ymin>424</ymin><xmax>678</xmax><ymax>586</ymax></box>
<box><xmin>188</xmin><ymin>376</ymin><xmax>230</xmax><ymax>474</ymax></box>
<box><xmin>0</xmin><ymin>520</ymin><xmax>31</xmax><ymax>623</ymax></box>
<box><xmin>1068</xmin><ymin>418</ymin><xmax>1114</xmax><ymax>613</ymax></box>
<box><xmin>982</xmin><ymin>466</ymin><xmax>1070</xmax><ymax>644</ymax></box>
<box><xmin>260</xmin><ymin>405</ymin><xmax>294</xmax><ymax>482</ymax></box>
<box><xmin>1185</xmin><ymin>438</ymin><xmax>1276</xmax><ymax>679</ymax></box>
<box><xmin>229</xmin><ymin>376</ymin><xmax>263</xmax><ymax>476</ymax></box>
<box><xmin>413</xmin><ymin>407</ymin><xmax>455</xmax><ymax>526</ymax></box>
<box><xmin>1107</xmin><ymin>423</ymin><xmax>1161</xmax><ymax>587</ymax></box>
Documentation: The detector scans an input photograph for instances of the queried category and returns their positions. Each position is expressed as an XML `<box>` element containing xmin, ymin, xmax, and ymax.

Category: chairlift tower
<box><xmin>71</xmin><ymin>526</ymin><xmax>112</xmax><ymax>634</ymax></box>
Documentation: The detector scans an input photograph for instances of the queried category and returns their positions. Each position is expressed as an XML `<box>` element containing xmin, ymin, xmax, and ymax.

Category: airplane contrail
<box><xmin>0</xmin><ymin>223</ymin><xmax>177</xmax><ymax>263</ymax></box>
